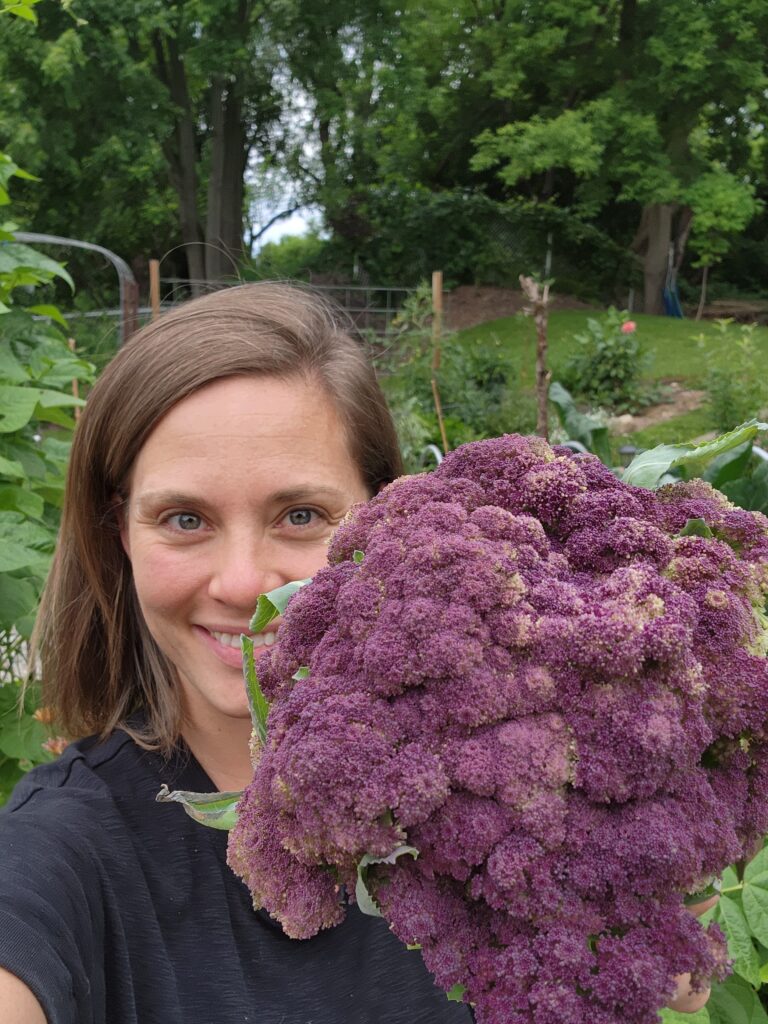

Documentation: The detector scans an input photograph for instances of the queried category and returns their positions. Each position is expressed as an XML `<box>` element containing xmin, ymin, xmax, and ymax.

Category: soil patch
<box><xmin>608</xmin><ymin>383</ymin><xmax>706</xmax><ymax>435</ymax></box>
<box><xmin>444</xmin><ymin>285</ymin><xmax>591</xmax><ymax>331</ymax></box>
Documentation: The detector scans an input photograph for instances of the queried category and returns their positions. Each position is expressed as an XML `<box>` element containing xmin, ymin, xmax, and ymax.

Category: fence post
<box><xmin>149</xmin><ymin>259</ymin><xmax>161</xmax><ymax>321</ymax></box>
<box><xmin>431</xmin><ymin>270</ymin><xmax>450</xmax><ymax>455</ymax></box>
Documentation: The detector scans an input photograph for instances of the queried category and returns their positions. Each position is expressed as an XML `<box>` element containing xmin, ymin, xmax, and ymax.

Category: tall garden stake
<box><xmin>520</xmin><ymin>274</ymin><xmax>551</xmax><ymax>440</ymax></box>
<box><xmin>431</xmin><ymin>270</ymin><xmax>450</xmax><ymax>454</ymax></box>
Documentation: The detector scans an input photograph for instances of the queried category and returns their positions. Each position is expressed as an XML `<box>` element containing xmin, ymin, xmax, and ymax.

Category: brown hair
<box><xmin>36</xmin><ymin>282</ymin><xmax>402</xmax><ymax>750</ymax></box>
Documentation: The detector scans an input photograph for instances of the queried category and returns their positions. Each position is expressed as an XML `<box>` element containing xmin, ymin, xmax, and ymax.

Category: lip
<box><xmin>193</xmin><ymin>623</ymin><xmax>281</xmax><ymax>669</ymax></box>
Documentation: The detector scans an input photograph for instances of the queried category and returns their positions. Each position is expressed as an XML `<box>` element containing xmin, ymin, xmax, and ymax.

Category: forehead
<box><xmin>129</xmin><ymin>375</ymin><xmax>362</xmax><ymax>490</ymax></box>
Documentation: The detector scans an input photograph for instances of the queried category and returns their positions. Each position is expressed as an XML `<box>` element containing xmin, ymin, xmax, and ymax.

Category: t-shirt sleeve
<box><xmin>0</xmin><ymin>789</ymin><xmax>107</xmax><ymax>1024</ymax></box>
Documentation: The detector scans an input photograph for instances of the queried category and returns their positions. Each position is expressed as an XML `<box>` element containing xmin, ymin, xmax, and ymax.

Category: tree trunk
<box><xmin>696</xmin><ymin>264</ymin><xmax>709</xmax><ymax>321</ymax></box>
<box><xmin>631</xmin><ymin>203</ymin><xmax>676</xmax><ymax>316</ymax></box>
<box><xmin>205</xmin><ymin>81</ymin><xmax>248</xmax><ymax>281</ymax></box>
<box><xmin>153</xmin><ymin>31</ymin><xmax>206</xmax><ymax>292</ymax></box>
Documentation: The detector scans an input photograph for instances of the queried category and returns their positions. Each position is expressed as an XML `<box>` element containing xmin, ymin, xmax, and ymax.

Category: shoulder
<box><xmin>4</xmin><ymin>728</ymin><xmax>138</xmax><ymax>817</ymax></box>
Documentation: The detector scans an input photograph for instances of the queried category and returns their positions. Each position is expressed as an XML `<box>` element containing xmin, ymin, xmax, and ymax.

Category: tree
<box><xmin>470</xmin><ymin>0</ymin><xmax>768</xmax><ymax>313</ymax></box>
<box><xmin>0</xmin><ymin>0</ymin><xmax>283</xmax><ymax>287</ymax></box>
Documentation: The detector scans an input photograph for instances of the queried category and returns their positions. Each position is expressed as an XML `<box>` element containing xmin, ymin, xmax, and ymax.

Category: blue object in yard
<box><xmin>663</xmin><ymin>243</ymin><xmax>684</xmax><ymax>318</ymax></box>
<box><xmin>663</xmin><ymin>278</ymin><xmax>684</xmax><ymax>318</ymax></box>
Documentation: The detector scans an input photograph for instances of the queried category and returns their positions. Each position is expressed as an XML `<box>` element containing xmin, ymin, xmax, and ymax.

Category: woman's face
<box><xmin>121</xmin><ymin>375</ymin><xmax>370</xmax><ymax>731</ymax></box>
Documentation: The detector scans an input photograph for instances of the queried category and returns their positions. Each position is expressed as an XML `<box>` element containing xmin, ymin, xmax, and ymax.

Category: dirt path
<box><xmin>607</xmin><ymin>383</ymin><xmax>706</xmax><ymax>435</ymax></box>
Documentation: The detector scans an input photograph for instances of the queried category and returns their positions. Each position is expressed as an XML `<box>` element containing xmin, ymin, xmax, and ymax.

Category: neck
<box><xmin>180</xmin><ymin>713</ymin><xmax>254</xmax><ymax>792</ymax></box>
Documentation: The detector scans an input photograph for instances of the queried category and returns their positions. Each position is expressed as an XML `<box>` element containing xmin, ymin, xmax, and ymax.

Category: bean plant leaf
<box><xmin>623</xmin><ymin>420</ymin><xmax>768</xmax><ymax>489</ymax></box>
<box><xmin>356</xmin><ymin>845</ymin><xmax>418</xmax><ymax>918</ymax></box>
<box><xmin>744</xmin><ymin>841</ymin><xmax>768</xmax><ymax>882</ymax></box>
<box><xmin>155</xmin><ymin>784</ymin><xmax>241</xmax><ymax>831</ymax></box>
<box><xmin>241</xmin><ymin>635</ymin><xmax>269</xmax><ymax>746</ymax></box>
<box><xmin>0</xmin><ymin>386</ymin><xmax>40</xmax><ymax>433</ymax></box>
<box><xmin>715</xmin><ymin>894</ymin><xmax>761</xmax><ymax>987</ymax></box>
<box><xmin>250</xmin><ymin>578</ymin><xmax>312</xmax><ymax>634</ymax></box>
<box><xmin>0</xmin><ymin>242</ymin><xmax>74</xmax><ymax>289</ymax></box>
<box><xmin>0</xmin><ymin>709</ymin><xmax>49</xmax><ymax>761</ymax></box>
<box><xmin>660</xmin><ymin>1010</ymin><xmax>709</xmax><ymax>1024</ymax></box>
<box><xmin>707</xmin><ymin>972</ymin><xmax>768</xmax><ymax>1024</ymax></box>
<box><xmin>742</xmin><ymin>871</ymin><xmax>768</xmax><ymax>947</ymax></box>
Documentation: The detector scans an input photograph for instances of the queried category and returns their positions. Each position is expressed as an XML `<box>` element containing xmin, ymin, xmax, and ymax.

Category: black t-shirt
<box><xmin>0</xmin><ymin>728</ymin><xmax>472</xmax><ymax>1024</ymax></box>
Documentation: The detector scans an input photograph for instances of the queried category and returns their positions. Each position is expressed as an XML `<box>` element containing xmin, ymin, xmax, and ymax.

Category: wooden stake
<box><xmin>519</xmin><ymin>275</ymin><xmax>551</xmax><ymax>440</ymax></box>
<box><xmin>431</xmin><ymin>271</ymin><xmax>449</xmax><ymax>454</ymax></box>
<box><xmin>68</xmin><ymin>338</ymin><xmax>80</xmax><ymax>421</ymax></box>
<box><xmin>149</xmin><ymin>258</ymin><xmax>161</xmax><ymax>321</ymax></box>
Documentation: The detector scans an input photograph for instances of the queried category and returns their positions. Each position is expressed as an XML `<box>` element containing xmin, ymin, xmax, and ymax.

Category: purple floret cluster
<box><xmin>228</xmin><ymin>434</ymin><xmax>768</xmax><ymax>1024</ymax></box>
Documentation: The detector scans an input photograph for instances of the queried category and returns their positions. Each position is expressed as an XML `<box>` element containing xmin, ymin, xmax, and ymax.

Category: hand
<box><xmin>667</xmin><ymin>893</ymin><xmax>720</xmax><ymax>1014</ymax></box>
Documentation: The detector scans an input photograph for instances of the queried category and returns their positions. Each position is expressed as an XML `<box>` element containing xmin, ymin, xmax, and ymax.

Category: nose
<box><xmin>206</xmin><ymin>533</ymin><xmax>288</xmax><ymax>612</ymax></box>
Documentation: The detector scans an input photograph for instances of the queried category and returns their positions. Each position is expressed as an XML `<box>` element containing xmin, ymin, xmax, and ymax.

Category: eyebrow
<box><xmin>133</xmin><ymin>485</ymin><xmax>351</xmax><ymax>512</ymax></box>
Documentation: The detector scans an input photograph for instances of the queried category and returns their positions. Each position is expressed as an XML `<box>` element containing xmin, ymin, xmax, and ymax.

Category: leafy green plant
<box><xmin>548</xmin><ymin>380</ymin><xmax>612</xmax><ymax>465</ymax></box>
<box><xmin>0</xmin><ymin>155</ymin><xmax>94</xmax><ymax>803</ymax></box>
<box><xmin>700</xmin><ymin>321</ymin><xmax>768</xmax><ymax>434</ymax></box>
<box><xmin>560</xmin><ymin>308</ymin><xmax>657</xmax><ymax>414</ymax></box>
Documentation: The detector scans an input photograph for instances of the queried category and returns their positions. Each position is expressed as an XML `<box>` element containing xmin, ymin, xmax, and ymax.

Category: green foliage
<box><xmin>0</xmin><ymin>150</ymin><xmax>94</xmax><ymax>802</ymax></box>
<box><xmin>548</xmin><ymin>381</ymin><xmax>612</xmax><ymax>465</ymax></box>
<box><xmin>242</xmin><ymin>232</ymin><xmax>329</xmax><ymax>282</ymax></box>
<box><xmin>687</xmin><ymin>172</ymin><xmax>762</xmax><ymax>271</ymax></box>
<box><xmin>700</xmin><ymin>322</ymin><xmax>768</xmax><ymax>433</ymax></box>
<box><xmin>560</xmin><ymin>309</ymin><xmax>655</xmax><ymax>414</ymax></box>
<box><xmin>379</xmin><ymin>282</ymin><xmax>536</xmax><ymax>466</ymax></box>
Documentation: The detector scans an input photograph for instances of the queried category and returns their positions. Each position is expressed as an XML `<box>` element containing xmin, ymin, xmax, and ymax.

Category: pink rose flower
<box><xmin>621</xmin><ymin>320</ymin><xmax>637</xmax><ymax>334</ymax></box>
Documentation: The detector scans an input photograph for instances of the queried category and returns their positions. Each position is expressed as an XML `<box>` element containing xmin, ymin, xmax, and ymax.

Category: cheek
<box><xmin>129</xmin><ymin>543</ymin><xmax>204</xmax><ymax>617</ymax></box>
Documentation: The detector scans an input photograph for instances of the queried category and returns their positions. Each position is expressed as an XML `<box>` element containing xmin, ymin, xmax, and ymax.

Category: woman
<box><xmin>0</xmin><ymin>283</ymin><xmax>473</xmax><ymax>1023</ymax></box>
<box><xmin>0</xmin><ymin>283</ymin><xmax>712</xmax><ymax>1022</ymax></box>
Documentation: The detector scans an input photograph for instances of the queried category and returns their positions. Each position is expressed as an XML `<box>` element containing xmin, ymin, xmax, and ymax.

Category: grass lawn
<box><xmin>456</xmin><ymin>310</ymin><xmax>768</xmax><ymax>448</ymax></box>
<box><xmin>458</xmin><ymin>310</ymin><xmax>768</xmax><ymax>387</ymax></box>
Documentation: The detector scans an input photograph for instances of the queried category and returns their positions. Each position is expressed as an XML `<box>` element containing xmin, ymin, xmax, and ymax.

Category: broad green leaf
<box><xmin>446</xmin><ymin>984</ymin><xmax>466</xmax><ymax>1003</ymax></box>
<box><xmin>715</xmin><ymin>894</ymin><xmax>762</xmax><ymax>987</ymax></box>
<box><xmin>0</xmin><ymin>485</ymin><xmax>44</xmax><ymax>518</ymax></box>
<box><xmin>0</xmin><ymin>243</ymin><xmax>73</xmax><ymax>289</ymax></box>
<box><xmin>292</xmin><ymin>665</ymin><xmax>310</xmax><ymax>680</ymax></box>
<box><xmin>743</xmin><ymin>871</ymin><xmax>768</xmax><ymax>947</ymax></box>
<box><xmin>155</xmin><ymin>784</ymin><xmax>241</xmax><ymax>830</ymax></box>
<box><xmin>353</xmin><ymin>549</ymin><xmax>365</xmax><ymax>564</ymax></box>
<box><xmin>241</xmin><ymin>635</ymin><xmax>269</xmax><ymax>745</ymax></box>
<box><xmin>0</xmin><ymin>341</ymin><xmax>28</xmax><ymax>383</ymax></box>
<box><xmin>723</xmin><ymin>461</ymin><xmax>768</xmax><ymax>516</ymax></box>
<box><xmin>27</xmin><ymin>305</ymin><xmax>67</xmax><ymax>328</ymax></box>
<box><xmin>660</xmin><ymin>1009</ymin><xmax>709</xmax><ymax>1024</ymax></box>
<box><xmin>0</xmin><ymin>386</ymin><xmax>39</xmax><ymax>433</ymax></box>
<box><xmin>707</xmin><ymin>972</ymin><xmax>768</xmax><ymax>1024</ymax></box>
<box><xmin>623</xmin><ymin>421</ymin><xmax>768</xmax><ymax>489</ymax></box>
<box><xmin>549</xmin><ymin>381</ymin><xmax>612</xmax><ymax>465</ymax></box>
<box><xmin>0</xmin><ymin>709</ymin><xmax>49</xmax><ymax>761</ymax></box>
<box><xmin>0</xmin><ymin>515</ymin><xmax>52</xmax><ymax>572</ymax></box>
<box><xmin>0</xmin><ymin>455</ymin><xmax>25</xmax><ymax>479</ymax></box>
<box><xmin>703</xmin><ymin>441</ymin><xmax>754</xmax><ymax>489</ymax></box>
<box><xmin>356</xmin><ymin>845</ymin><xmax>418</xmax><ymax>918</ymax></box>
<box><xmin>0</xmin><ymin>575</ymin><xmax>38</xmax><ymax>631</ymax></box>
<box><xmin>745</xmin><ymin>842</ymin><xmax>768</xmax><ymax>883</ymax></box>
<box><xmin>250</xmin><ymin>578</ymin><xmax>312</xmax><ymax>633</ymax></box>
<box><xmin>679</xmin><ymin>518</ymin><xmax>714</xmax><ymax>539</ymax></box>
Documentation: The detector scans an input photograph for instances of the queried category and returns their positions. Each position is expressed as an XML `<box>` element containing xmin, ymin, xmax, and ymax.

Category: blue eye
<box><xmin>171</xmin><ymin>513</ymin><xmax>203</xmax><ymax>531</ymax></box>
<box><xmin>287</xmin><ymin>509</ymin><xmax>314</xmax><ymax>527</ymax></box>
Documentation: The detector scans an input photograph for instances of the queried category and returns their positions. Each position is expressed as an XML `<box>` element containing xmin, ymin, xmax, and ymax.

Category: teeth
<box><xmin>210</xmin><ymin>630</ymin><xmax>276</xmax><ymax>649</ymax></box>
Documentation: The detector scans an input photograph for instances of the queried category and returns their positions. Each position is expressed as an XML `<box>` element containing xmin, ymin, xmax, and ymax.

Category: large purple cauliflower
<box><xmin>227</xmin><ymin>434</ymin><xmax>768</xmax><ymax>1024</ymax></box>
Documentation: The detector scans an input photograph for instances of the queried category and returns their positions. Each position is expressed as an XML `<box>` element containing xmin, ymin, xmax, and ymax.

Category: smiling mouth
<box><xmin>209</xmin><ymin>629</ymin><xmax>277</xmax><ymax>650</ymax></box>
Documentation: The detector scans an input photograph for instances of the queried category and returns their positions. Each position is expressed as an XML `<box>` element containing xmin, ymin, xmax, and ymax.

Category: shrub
<box><xmin>701</xmin><ymin>321</ymin><xmax>768</xmax><ymax>433</ymax></box>
<box><xmin>560</xmin><ymin>308</ymin><xmax>655</xmax><ymax>413</ymax></box>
